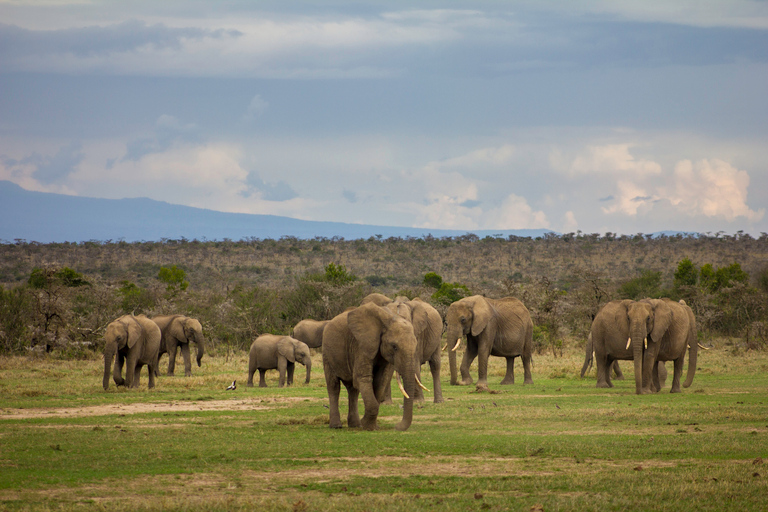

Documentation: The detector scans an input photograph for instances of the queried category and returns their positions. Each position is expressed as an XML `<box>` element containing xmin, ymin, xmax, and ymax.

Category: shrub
<box><xmin>431</xmin><ymin>282</ymin><xmax>471</xmax><ymax>306</ymax></box>
<box><xmin>618</xmin><ymin>269</ymin><xmax>662</xmax><ymax>299</ymax></box>
<box><xmin>423</xmin><ymin>272</ymin><xmax>443</xmax><ymax>289</ymax></box>
<box><xmin>158</xmin><ymin>265</ymin><xmax>189</xmax><ymax>294</ymax></box>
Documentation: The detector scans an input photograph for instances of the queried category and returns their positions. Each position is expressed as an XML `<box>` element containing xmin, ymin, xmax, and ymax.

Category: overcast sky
<box><xmin>1</xmin><ymin>1</ymin><xmax>767</xmax><ymax>236</ymax></box>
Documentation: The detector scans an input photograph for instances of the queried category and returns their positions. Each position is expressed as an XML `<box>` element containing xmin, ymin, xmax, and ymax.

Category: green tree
<box><xmin>700</xmin><ymin>262</ymin><xmax>749</xmax><ymax>293</ymax></box>
<box><xmin>322</xmin><ymin>263</ymin><xmax>357</xmax><ymax>286</ymax></box>
<box><xmin>674</xmin><ymin>258</ymin><xmax>698</xmax><ymax>288</ymax></box>
<box><xmin>618</xmin><ymin>269</ymin><xmax>662</xmax><ymax>299</ymax></box>
<box><xmin>158</xmin><ymin>265</ymin><xmax>189</xmax><ymax>294</ymax></box>
<box><xmin>431</xmin><ymin>282</ymin><xmax>471</xmax><ymax>306</ymax></box>
<box><xmin>423</xmin><ymin>272</ymin><xmax>443</xmax><ymax>289</ymax></box>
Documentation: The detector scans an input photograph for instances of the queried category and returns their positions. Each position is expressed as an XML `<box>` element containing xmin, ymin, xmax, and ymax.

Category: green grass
<box><xmin>1</xmin><ymin>346</ymin><xmax>767</xmax><ymax>511</ymax></box>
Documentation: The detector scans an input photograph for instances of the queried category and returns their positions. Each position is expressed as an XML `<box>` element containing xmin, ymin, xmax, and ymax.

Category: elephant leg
<box><xmin>429</xmin><ymin>353</ymin><xmax>443</xmax><ymax>404</ymax></box>
<box><xmin>670</xmin><ymin>357</ymin><xmax>684</xmax><ymax>393</ymax></box>
<box><xmin>596</xmin><ymin>354</ymin><xmax>612</xmax><ymax>388</ymax></box>
<box><xmin>247</xmin><ymin>366</ymin><xmax>256</xmax><ymax>387</ymax></box>
<box><xmin>132</xmin><ymin>363</ymin><xmax>143</xmax><ymax>388</ymax></box>
<box><xmin>358</xmin><ymin>378</ymin><xmax>380</xmax><ymax>431</ymax></box>
<box><xmin>124</xmin><ymin>353</ymin><xmax>138</xmax><ymax>388</ymax></box>
<box><xmin>521</xmin><ymin>353</ymin><xmax>533</xmax><ymax>385</ymax></box>
<box><xmin>474</xmin><ymin>343</ymin><xmax>491</xmax><ymax>391</ymax></box>
<box><xmin>113</xmin><ymin>352</ymin><xmax>126</xmax><ymax>387</ymax></box>
<box><xmin>376</xmin><ymin>365</ymin><xmax>394</xmax><ymax>405</ymax></box>
<box><xmin>147</xmin><ymin>360</ymin><xmax>156</xmax><ymax>389</ymax></box>
<box><xmin>459</xmin><ymin>341</ymin><xmax>477</xmax><ymax>386</ymax></box>
<box><xmin>344</xmin><ymin>381</ymin><xmax>362</xmax><ymax>429</ymax></box>
<box><xmin>286</xmin><ymin>362</ymin><xmax>295</xmax><ymax>386</ymax></box>
<box><xmin>258</xmin><ymin>369</ymin><xmax>268</xmax><ymax>388</ymax></box>
<box><xmin>612</xmin><ymin>360</ymin><xmax>625</xmax><ymax>380</ymax></box>
<box><xmin>413</xmin><ymin>363</ymin><xmax>425</xmax><ymax>403</ymax></box>
<box><xmin>167</xmin><ymin>341</ymin><xmax>178</xmax><ymax>376</ymax></box>
<box><xmin>500</xmin><ymin>356</ymin><xmax>515</xmax><ymax>385</ymax></box>
<box><xmin>180</xmin><ymin>343</ymin><xmax>192</xmax><ymax>377</ymax></box>
<box><xmin>325</xmin><ymin>374</ymin><xmax>343</xmax><ymax>429</ymax></box>
<box><xmin>651</xmin><ymin>363</ymin><xmax>660</xmax><ymax>392</ymax></box>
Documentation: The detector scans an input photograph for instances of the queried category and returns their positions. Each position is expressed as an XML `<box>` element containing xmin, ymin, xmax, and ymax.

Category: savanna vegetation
<box><xmin>1</xmin><ymin>232</ymin><xmax>767</xmax><ymax>511</ymax></box>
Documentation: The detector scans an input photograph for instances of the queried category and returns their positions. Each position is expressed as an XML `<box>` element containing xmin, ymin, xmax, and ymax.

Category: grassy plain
<box><xmin>1</xmin><ymin>343</ymin><xmax>767</xmax><ymax>512</ymax></box>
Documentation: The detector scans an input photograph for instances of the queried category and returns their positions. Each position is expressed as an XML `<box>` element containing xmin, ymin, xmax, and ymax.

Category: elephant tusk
<box><xmin>626</xmin><ymin>337</ymin><xmax>631</xmax><ymax>350</ymax></box>
<box><xmin>697</xmin><ymin>342</ymin><xmax>710</xmax><ymax>350</ymax></box>
<box><xmin>396</xmin><ymin>372</ymin><xmax>410</xmax><ymax>399</ymax></box>
<box><xmin>451</xmin><ymin>339</ymin><xmax>461</xmax><ymax>352</ymax></box>
<box><xmin>644</xmin><ymin>337</ymin><xmax>647</xmax><ymax>350</ymax></box>
<box><xmin>415</xmin><ymin>373</ymin><xmax>429</xmax><ymax>392</ymax></box>
<box><xmin>441</xmin><ymin>343</ymin><xmax>447</xmax><ymax>351</ymax></box>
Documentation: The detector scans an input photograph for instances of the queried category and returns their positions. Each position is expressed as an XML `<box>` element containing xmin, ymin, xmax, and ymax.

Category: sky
<box><xmin>1</xmin><ymin>1</ymin><xmax>767</xmax><ymax>236</ymax></box>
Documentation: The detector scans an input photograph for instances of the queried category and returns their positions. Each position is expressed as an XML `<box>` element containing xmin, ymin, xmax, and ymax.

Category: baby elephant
<box><xmin>247</xmin><ymin>335</ymin><xmax>312</xmax><ymax>388</ymax></box>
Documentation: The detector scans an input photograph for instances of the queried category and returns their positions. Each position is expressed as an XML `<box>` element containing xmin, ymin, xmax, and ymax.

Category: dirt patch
<box><xmin>0</xmin><ymin>396</ymin><xmax>320</xmax><ymax>420</ymax></box>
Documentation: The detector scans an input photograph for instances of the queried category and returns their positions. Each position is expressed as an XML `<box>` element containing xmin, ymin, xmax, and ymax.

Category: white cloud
<box><xmin>601</xmin><ymin>181</ymin><xmax>653</xmax><ymax>216</ymax></box>
<box><xmin>665</xmin><ymin>159</ymin><xmax>764</xmax><ymax>221</ymax></box>
<box><xmin>244</xmin><ymin>94</ymin><xmax>269</xmax><ymax>120</ymax></box>
<box><xmin>568</xmin><ymin>144</ymin><xmax>662</xmax><ymax>177</ymax></box>
<box><xmin>481</xmin><ymin>193</ymin><xmax>550</xmax><ymax>230</ymax></box>
<box><xmin>562</xmin><ymin>211</ymin><xmax>578</xmax><ymax>233</ymax></box>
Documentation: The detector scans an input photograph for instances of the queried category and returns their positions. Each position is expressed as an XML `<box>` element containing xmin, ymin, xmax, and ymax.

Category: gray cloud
<box><xmin>243</xmin><ymin>172</ymin><xmax>298</xmax><ymax>202</ymax></box>
<box><xmin>26</xmin><ymin>142</ymin><xmax>84</xmax><ymax>184</ymax></box>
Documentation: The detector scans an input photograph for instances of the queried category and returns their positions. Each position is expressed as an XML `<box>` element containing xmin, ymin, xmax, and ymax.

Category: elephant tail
<box><xmin>580</xmin><ymin>333</ymin><xmax>594</xmax><ymax>378</ymax></box>
<box><xmin>683</xmin><ymin>329</ymin><xmax>698</xmax><ymax>389</ymax></box>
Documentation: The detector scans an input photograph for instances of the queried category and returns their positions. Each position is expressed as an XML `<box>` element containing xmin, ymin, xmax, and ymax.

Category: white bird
<box><xmin>226</xmin><ymin>380</ymin><xmax>236</xmax><ymax>390</ymax></box>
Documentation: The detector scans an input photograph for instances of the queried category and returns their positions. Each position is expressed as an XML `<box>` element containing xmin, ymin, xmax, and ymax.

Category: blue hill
<box><xmin>0</xmin><ymin>181</ymin><xmax>555</xmax><ymax>243</ymax></box>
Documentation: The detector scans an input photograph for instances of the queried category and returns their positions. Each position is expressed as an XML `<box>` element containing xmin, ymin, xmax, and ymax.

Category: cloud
<box><xmin>482</xmin><ymin>193</ymin><xmax>550</xmax><ymax>230</ymax></box>
<box><xmin>568</xmin><ymin>144</ymin><xmax>661</xmax><ymax>177</ymax></box>
<box><xmin>562</xmin><ymin>211</ymin><xmax>578</xmax><ymax>233</ymax></box>
<box><xmin>600</xmin><ymin>157</ymin><xmax>764</xmax><ymax>222</ymax></box>
<box><xmin>665</xmin><ymin>159</ymin><xmax>764</xmax><ymax>221</ymax></box>
<box><xmin>244</xmin><ymin>94</ymin><xmax>269</xmax><ymax>121</ymax></box>
<box><xmin>1</xmin><ymin>141</ymin><xmax>84</xmax><ymax>186</ymax></box>
<box><xmin>119</xmin><ymin>115</ymin><xmax>200</xmax><ymax>164</ymax></box>
<box><xmin>242</xmin><ymin>171</ymin><xmax>297</xmax><ymax>202</ymax></box>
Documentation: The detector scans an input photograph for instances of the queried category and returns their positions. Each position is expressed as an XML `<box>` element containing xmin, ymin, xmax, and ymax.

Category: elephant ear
<box><xmin>470</xmin><ymin>297</ymin><xmax>493</xmax><ymax>337</ymax></box>
<box><xmin>348</xmin><ymin>303</ymin><xmax>391</xmax><ymax>358</ymax></box>
<box><xmin>126</xmin><ymin>316</ymin><xmax>143</xmax><ymax>349</ymax></box>
<box><xmin>277</xmin><ymin>337</ymin><xmax>296</xmax><ymax>363</ymax></box>
<box><xmin>408</xmin><ymin>300</ymin><xmax>430</xmax><ymax>339</ymax></box>
<box><xmin>613</xmin><ymin>300</ymin><xmax>634</xmax><ymax>336</ymax></box>
<box><xmin>168</xmin><ymin>316</ymin><xmax>186</xmax><ymax>342</ymax></box>
<box><xmin>650</xmin><ymin>299</ymin><xmax>673</xmax><ymax>343</ymax></box>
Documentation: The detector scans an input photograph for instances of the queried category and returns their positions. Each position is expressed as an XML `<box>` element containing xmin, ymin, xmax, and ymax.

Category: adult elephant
<box><xmin>383</xmin><ymin>297</ymin><xmax>444</xmax><ymax>404</ymax></box>
<box><xmin>640</xmin><ymin>298</ymin><xmax>697</xmax><ymax>393</ymax></box>
<box><xmin>292</xmin><ymin>319</ymin><xmax>330</xmax><ymax>349</ymax></box>
<box><xmin>103</xmin><ymin>314</ymin><xmax>161</xmax><ymax>390</ymax></box>
<box><xmin>247</xmin><ymin>335</ymin><xmax>312</xmax><ymax>387</ymax></box>
<box><xmin>322</xmin><ymin>302</ymin><xmax>420</xmax><ymax>431</ymax></box>
<box><xmin>151</xmin><ymin>315</ymin><xmax>205</xmax><ymax>376</ymax></box>
<box><xmin>444</xmin><ymin>295</ymin><xmax>533</xmax><ymax>391</ymax></box>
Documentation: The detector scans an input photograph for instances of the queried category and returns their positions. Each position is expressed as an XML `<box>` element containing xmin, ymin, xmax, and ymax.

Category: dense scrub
<box><xmin>1</xmin><ymin>232</ymin><xmax>767</xmax><ymax>355</ymax></box>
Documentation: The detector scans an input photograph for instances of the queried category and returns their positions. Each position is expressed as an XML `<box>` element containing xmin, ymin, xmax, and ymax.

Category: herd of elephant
<box><xmin>102</xmin><ymin>294</ymin><xmax>699</xmax><ymax>432</ymax></box>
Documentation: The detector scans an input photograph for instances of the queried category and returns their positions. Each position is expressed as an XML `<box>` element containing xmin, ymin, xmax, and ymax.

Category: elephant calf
<box><xmin>151</xmin><ymin>315</ymin><xmax>205</xmax><ymax>377</ymax></box>
<box><xmin>247</xmin><ymin>335</ymin><xmax>312</xmax><ymax>387</ymax></box>
<box><xmin>103</xmin><ymin>314</ymin><xmax>161</xmax><ymax>390</ymax></box>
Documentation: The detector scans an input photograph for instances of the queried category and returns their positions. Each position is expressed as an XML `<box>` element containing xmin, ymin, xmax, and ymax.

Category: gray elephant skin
<box><xmin>361</xmin><ymin>293</ymin><xmax>443</xmax><ymax>403</ymax></box>
<box><xmin>152</xmin><ymin>315</ymin><xmax>205</xmax><ymax>376</ymax></box>
<box><xmin>103</xmin><ymin>314</ymin><xmax>161</xmax><ymax>390</ymax></box>
<box><xmin>590</xmin><ymin>299</ymin><xmax>697</xmax><ymax>394</ymax></box>
<box><xmin>322</xmin><ymin>302</ymin><xmax>419</xmax><ymax>431</ymax></box>
<box><xmin>247</xmin><ymin>335</ymin><xmax>312</xmax><ymax>387</ymax></box>
<box><xmin>292</xmin><ymin>319</ymin><xmax>330</xmax><ymax>349</ymax></box>
<box><xmin>444</xmin><ymin>295</ymin><xmax>533</xmax><ymax>391</ymax></box>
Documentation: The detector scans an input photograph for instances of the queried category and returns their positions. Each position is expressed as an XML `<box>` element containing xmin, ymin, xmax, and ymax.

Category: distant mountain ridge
<box><xmin>0</xmin><ymin>181</ymin><xmax>555</xmax><ymax>243</ymax></box>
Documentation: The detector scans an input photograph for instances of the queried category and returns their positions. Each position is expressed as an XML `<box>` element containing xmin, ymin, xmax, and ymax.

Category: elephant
<box><xmin>247</xmin><ymin>335</ymin><xmax>312</xmax><ymax>387</ymax></box>
<box><xmin>292</xmin><ymin>319</ymin><xmax>330</xmax><ymax>349</ymax></box>
<box><xmin>444</xmin><ymin>295</ymin><xmax>533</xmax><ymax>391</ymax></box>
<box><xmin>590</xmin><ymin>299</ymin><xmax>696</xmax><ymax>394</ymax></box>
<box><xmin>103</xmin><ymin>314</ymin><xmax>161</xmax><ymax>390</ymax></box>
<box><xmin>322</xmin><ymin>302</ymin><xmax>420</xmax><ymax>431</ymax></box>
<box><xmin>640</xmin><ymin>298</ymin><xmax>697</xmax><ymax>393</ymax></box>
<box><xmin>151</xmin><ymin>315</ymin><xmax>205</xmax><ymax>376</ymax></box>
<box><xmin>581</xmin><ymin>332</ymin><xmax>668</xmax><ymax>386</ymax></box>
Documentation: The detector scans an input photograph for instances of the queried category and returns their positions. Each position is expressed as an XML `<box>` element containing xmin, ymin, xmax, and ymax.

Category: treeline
<box><xmin>1</xmin><ymin>232</ymin><xmax>767</xmax><ymax>356</ymax></box>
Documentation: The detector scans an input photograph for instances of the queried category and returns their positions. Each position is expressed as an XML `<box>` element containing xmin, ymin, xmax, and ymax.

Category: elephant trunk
<box><xmin>445</xmin><ymin>327</ymin><xmax>461</xmax><ymax>385</ymax></box>
<box><xmin>194</xmin><ymin>332</ymin><xmax>205</xmax><ymax>367</ymax></box>
<box><xmin>304</xmin><ymin>358</ymin><xmax>312</xmax><ymax>384</ymax></box>
<box><xmin>631</xmin><ymin>327</ymin><xmax>645</xmax><ymax>395</ymax></box>
<box><xmin>103</xmin><ymin>340</ymin><xmax>116</xmax><ymax>390</ymax></box>
<box><xmin>683</xmin><ymin>337</ymin><xmax>697</xmax><ymax>388</ymax></box>
<box><xmin>395</xmin><ymin>358</ymin><xmax>415</xmax><ymax>431</ymax></box>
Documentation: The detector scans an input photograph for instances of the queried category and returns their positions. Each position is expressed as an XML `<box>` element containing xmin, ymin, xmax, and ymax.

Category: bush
<box><xmin>423</xmin><ymin>272</ymin><xmax>443</xmax><ymax>289</ymax></box>
<box><xmin>618</xmin><ymin>269</ymin><xmax>663</xmax><ymax>299</ymax></box>
<box><xmin>158</xmin><ymin>265</ymin><xmax>189</xmax><ymax>294</ymax></box>
<box><xmin>431</xmin><ymin>282</ymin><xmax>471</xmax><ymax>306</ymax></box>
